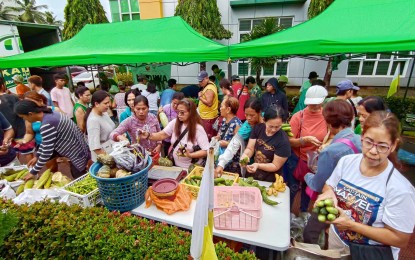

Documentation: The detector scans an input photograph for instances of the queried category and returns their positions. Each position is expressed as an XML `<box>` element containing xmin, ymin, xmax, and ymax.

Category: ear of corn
<box><xmin>159</xmin><ymin>111</ymin><xmax>169</xmax><ymax>128</ymax></box>
<box><xmin>24</xmin><ymin>179</ymin><xmax>34</xmax><ymax>189</ymax></box>
<box><xmin>16</xmin><ymin>184</ymin><xmax>25</xmax><ymax>195</ymax></box>
<box><xmin>43</xmin><ymin>174</ymin><xmax>53</xmax><ymax>189</ymax></box>
<box><xmin>15</xmin><ymin>169</ymin><xmax>29</xmax><ymax>180</ymax></box>
<box><xmin>4</xmin><ymin>173</ymin><xmax>19</xmax><ymax>182</ymax></box>
<box><xmin>33</xmin><ymin>169</ymin><xmax>52</xmax><ymax>189</ymax></box>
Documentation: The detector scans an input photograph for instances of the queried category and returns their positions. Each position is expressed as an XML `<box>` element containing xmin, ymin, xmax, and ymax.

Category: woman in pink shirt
<box><xmin>287</xmin><ymin>85</ymin><xmax>328</xmax><ymax>213</ymax></box>
<box><xmin>111</xmin><ymin>96</ymin><xmax>161</xmax><ymax>156</ymax></box>
<box><xmin>139</xmin><ymin>99</ymin><xmax>209</xmax><ymax>168</ymax></box>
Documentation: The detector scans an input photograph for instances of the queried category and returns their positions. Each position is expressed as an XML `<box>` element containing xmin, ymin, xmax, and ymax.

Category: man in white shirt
<box><xmin>131</xmin><ymin>75</ymin><xmax>148</xmax><ymax>92</ymax></box>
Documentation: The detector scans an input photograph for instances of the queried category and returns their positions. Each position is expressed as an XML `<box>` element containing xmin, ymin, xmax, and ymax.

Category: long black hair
<box><xmin>84</xmin><ymin>90</ymin><xmax>110</xmax><ymax>130</ymax></box>
<box><xmin>14</xmin><ymin>99</ymin><xmax>52</xmax><ymax>115</ymax></box>
<box><xmin>124</xmin><ymin>89</ymin><xmax>141</xmax><ymax>107</ymax></box>
<box><xmin>146</xmin><ymin>81</ymin><xmax>157</xmax><ymax>94</ymax></box>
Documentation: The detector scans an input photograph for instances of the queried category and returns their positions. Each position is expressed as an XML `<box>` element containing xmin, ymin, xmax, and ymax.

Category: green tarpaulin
<box><xmin>0</xmin><ymin>16</ymin><xmax>229</xmax><ymax>69</ymax></box>
<box><xmin>230</xmin><ymin>0</ymin><xmax>415</xmax><ymax>58</ymax></box>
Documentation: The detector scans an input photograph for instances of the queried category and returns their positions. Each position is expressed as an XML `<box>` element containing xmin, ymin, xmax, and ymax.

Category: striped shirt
<box><xmin>31</xmin><ymin>111</ymin><xmax>90</xmax><ymax>175</ymax></box>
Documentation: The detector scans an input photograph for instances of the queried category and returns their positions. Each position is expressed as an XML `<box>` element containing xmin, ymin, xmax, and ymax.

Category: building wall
<box><xmin>118</xmin><ymin>0</ymin><xmax>415</xmax><ymax>88</ymax></box>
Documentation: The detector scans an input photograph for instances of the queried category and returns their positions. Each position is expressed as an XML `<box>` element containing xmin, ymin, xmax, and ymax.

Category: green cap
<box><xmin>278</xmin><ymin>75</ymin><xmax>289</xmax><ymax>83</ymax></box>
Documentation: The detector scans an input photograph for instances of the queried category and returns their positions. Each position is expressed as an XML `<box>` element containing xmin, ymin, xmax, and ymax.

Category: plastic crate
<box><xmin>213</xmin><ymin>186</ymin><xmax>262</xmax><ymax>231</ymax></box>
<box><xmin>180</xmin><ymin>166</ymin><xmax>239</xmax><ymax>199</ymax></box>
<box><xmin>61</xmin><ymin>173</ymin><xmax>101</xmax><ymax>207</ymax></box>
<box><xmin>90</xmin><ymin>157</ymin><xmax>152</xmax><ymax>212</ymax></box>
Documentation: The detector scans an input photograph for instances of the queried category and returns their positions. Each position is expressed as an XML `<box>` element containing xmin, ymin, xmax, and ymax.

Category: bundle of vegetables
<box><xmin>282</xmin><ymin>123</ymin><xmax>293</xmax><ymax>137</ymax></box>
<box><xmin>184</xmin><ymin>175</ymin><xmax>233</xmax><ymax>187</ymax></box>
<box><xmin>313</xmin><ymin>199</ymin><xmax>339</xmax><ymax>222</ymax></box>
<box><xmin>96</xmin><ymin>153</ymin><xmax>139</xmax><ymax>179</ymax></box>
<box><xmin>267</xmin><ymin>174</ymin><xmax>287</xmax><ymax>197</ymax></box>
<box><xmin>1</xmin><ymin>168</ymin><xmax>29</xmax><ymax>182</ymax></box>
<box><xmin>238</xmin><ymin>177</ymin><xmax>280</xmax><ymax>206</ymax></box>
<box><xmin>65</xmin><ymin>174</ymin><xmax>98</xmax><ymax>195</ymax></box>
<box><xmin>11</xmin><ymin>169</ymin><xmax>71</xmax><ymax>195</ymax></box>
<box><xmin>158</xmin><ymin>157</ymin><xmax>173</xmax><ymax>167</ymax></box>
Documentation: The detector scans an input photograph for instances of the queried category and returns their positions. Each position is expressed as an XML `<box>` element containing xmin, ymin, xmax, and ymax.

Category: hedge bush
<box><xmin>0</xmin><ymin>200</ymin><xmax>257</xmax><ymax>260</ymax></box>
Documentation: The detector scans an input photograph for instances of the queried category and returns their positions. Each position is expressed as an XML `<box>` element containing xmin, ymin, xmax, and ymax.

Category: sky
<box><xmin>36</xmin><ymin>0</ymin><xmax>112</xmax><ymax>23</ymax></box>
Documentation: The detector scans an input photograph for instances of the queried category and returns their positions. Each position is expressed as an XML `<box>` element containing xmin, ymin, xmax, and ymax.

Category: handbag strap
<box><xmin>296</xmin><ymin>110</ymin><xmax>304</xmax><ymax>138</ymax></box>
<box><xmin>168</xmin><ymin>127</ymin><xmax>189</xmax><ymax>157</ymax></box>
<box><xmin>386</xmin><ymin>166</ymin><xmax>394</xmax><ymax>186</ymax></box>
<box><xmin>334</xmin><ymin>137</ymin><xmax>359</xmax><ymax>153</ymax></box>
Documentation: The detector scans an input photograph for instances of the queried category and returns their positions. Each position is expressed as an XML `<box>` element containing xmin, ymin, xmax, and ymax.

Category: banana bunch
<box><xmin>267</xmin><ymin>174</ymin><xmax>287</xmax><ymax>197</ymax></box>
<box><xmin>282</xmin><ymin>123</ymin><xmax>293</xmax><ymax>137</ymax></box>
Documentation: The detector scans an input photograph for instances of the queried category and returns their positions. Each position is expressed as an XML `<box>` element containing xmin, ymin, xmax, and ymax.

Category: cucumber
<box><xmin>214</xmin><ymin>178</ymin><xmax>226</xmax><ymax>185</ymax></box>
<box><xmin>191</xmin><ymin>175</ymin><xmax>202</xmax><ymax>180</ymax></box>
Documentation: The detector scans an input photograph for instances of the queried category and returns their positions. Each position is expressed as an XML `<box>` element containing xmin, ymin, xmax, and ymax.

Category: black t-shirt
<box><xmin>249</xmin><ymin>123</ymin><xmax>291</xmax><ymax>182</ymax></box>
<box><xmin>0</xmin><ymin>112</ymin><xmax>17</xmax><ymax>166</ymax></box>
<box><xmin>0</xmin><ymin>94</ymin><xmax>25</xmax><ymax>139</ymax></box>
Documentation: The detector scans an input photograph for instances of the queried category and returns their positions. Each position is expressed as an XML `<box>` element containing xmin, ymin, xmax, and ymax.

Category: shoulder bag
<box><xmin>167</xmin><ymin>128</ymin><xmax>188</xmax><ymax>165</ymax></box>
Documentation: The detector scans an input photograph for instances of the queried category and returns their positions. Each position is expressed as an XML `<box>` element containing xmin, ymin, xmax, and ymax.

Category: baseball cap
<box><xmin>197</xmin><ymin>71</ymin><xmax>208</xmax><ymax>82</ymax></box>
<box><xmin>12</xmin><ymin>75</ymin><xmax>24</xmax><ymax>83</ymax></box>
<box><xmin>304</xmin><ymin>85</ymin><xmax>328</xmax><ymax>105</ymax></box>
<box><xmin>231</xmin><ymin>75</ymin><xmax>240</xmax><ymax>81</ymax></box>
<box><xmin>336</xmin><ymin>80</ymin><xmax>359</xmax><ymax>94</ymax></box>
<box><xmin>278</xmin><ymin>75</ymin><xmax>289</xmax><ymax>83</ymax></box>
<box><xmin>308</xmin><ymin>71</ymin><xmax>319</xmax><ymax>79</ymax></box>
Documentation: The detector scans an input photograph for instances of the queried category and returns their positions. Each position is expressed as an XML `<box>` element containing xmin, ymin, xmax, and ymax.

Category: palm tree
<box><xmin>308</xmin><ymin>0</ymin><xmax>335</xmax><ymax>87</ymax></box>
<box><xmin>242</xmin><ymin>18</ymin><xmax>284</xmax><ymax>86</ymax></box>
<box><xmin>0</xmin><ymin>2</ymin><xmax>16</xmax><ymax>20</ymax></box>
<box><xmin>45</xmin><ymin>11</ymin><xmax>62</xmax><ymax>26</ymax></box>
<box><xmin>10</xmin><ymin>0</ymin><xmax>47</xmax><ymax>24</ymax></box>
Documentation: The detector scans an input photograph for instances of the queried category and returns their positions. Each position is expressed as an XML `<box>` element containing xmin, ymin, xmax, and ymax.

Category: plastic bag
<box><xmin>145</xmin><ymin>185</ymin><xmax>192</xmax><ymax>215</ymax></box>
<box><xmin>13</xmin><ymin>188</ymin><xmax>61</xmax><ymax>205</ymax></box>
<box><xmin>110</xmin><ymin>141</ymin><xmax>149</xmax><ymax>172</ymax></box>
<box><xmin>398</xmin><ymin>149</ymin><xmax>415</xmax><ymax>165</ymax></box>
<box><xmin>306</xmin><ymin>150</ymin><xmax>319</xmax><ymax>173</ymax></box>
<box><xmin>0</xmin><ymin>180</ymin><xmax>16</xmax><ymax>199</ymax></box>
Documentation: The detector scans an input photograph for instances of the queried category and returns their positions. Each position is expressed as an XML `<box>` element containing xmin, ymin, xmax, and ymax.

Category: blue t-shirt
<box><xmin>237</xmin><ymin>121</ymin><xmax>252</xmax><ymax>141</ymax></box>
<box><xmin>160</xmin><ymin>89</ymin><xmax>176</xmax><ymax>107</ymax></box>
<box><xmin>120</xmin><ymin>107</ymin><xmax>132</xmax><ymax>123</ymax></box>
<box><xmin>0</xmin><ymin>112</ymin><xmax>16</xmax><ymax>166</ymax></box>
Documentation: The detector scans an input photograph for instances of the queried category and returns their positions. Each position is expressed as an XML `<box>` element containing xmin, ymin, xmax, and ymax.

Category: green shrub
<box><xmin>384</xmin><ymin>96</ymin><xmax>415</xmax><ymax>120</ymax></box>
<box><xmin>0</xmin><ymin>200</ymin><xmax>256</xmax><ymax>259</ymax></box>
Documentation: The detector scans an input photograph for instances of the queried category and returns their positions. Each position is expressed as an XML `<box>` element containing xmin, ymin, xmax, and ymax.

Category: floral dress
<box><xmin>218</xmin><ymin>117</ymin><xmax>242</xmax><ymax>171</ymax></box>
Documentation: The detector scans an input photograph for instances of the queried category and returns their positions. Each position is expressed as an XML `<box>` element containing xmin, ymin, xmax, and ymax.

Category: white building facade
<box><xmin>106</xmin><ymin>0</ymin><xmax>415</xmax><ymax>88</ymax></box>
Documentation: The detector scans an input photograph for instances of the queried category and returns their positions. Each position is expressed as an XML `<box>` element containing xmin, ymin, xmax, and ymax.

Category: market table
<box><xmin>131</xmin><ymin>181</ymin><xmax>290</xmax><ymax>258</ymax></box>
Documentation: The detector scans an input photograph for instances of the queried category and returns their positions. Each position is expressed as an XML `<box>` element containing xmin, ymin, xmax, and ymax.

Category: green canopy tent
<box><xmin>230</xmin><ymin>0</ymin><xmax>415</xmax><ymax>58</ymax></box>
<box><xmin>0</xmin><ymin>16</ymin><xmax>229</xmax><ymax>69</ymax></box>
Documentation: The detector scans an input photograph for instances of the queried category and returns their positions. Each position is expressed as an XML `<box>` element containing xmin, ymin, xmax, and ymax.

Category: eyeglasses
<box><xmin>177</xmin><ymin>110</ymin><xmax>189</xmax><ymax>116</ymax></box>
<box><xmin>361</xmin><ymin>138</ymin><xmax>391</xmax><ymax>154</ymax></box>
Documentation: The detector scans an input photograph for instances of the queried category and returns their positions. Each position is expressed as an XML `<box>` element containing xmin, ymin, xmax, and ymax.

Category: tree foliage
<box><xmin>0</xmin><ymin>2</ymin><xmax>16</xmax><ymax>21</ymax></box>
<box><xmin>63</xmin><ymin>0</ymin><xmax>108</xmax><ymax>40</ymax></box>
<box><xmin>175</xmin><ymin>0</ymin><xmax>232</xmax><ymax>40</ymax></box>
<box><xmin>45</xmin><ymin>11</ymin><xmax>62</xmax><ymax>26</ymax></box>
<box><xmin>9</xmin><ymin>0</ymin><xmax>47</xmax><ymax>23</ymax></box>
<box><xmin>242</xmin><ymin>18</ymin><xmax>283</xmax><ymax>86</ymax></box>
<box><xmin>308</xmin><ymin>0</ymin><xmax>335</xmax><ymax>19</ymax></box>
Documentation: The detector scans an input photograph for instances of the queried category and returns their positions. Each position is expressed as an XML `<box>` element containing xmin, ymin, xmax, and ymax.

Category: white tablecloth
<box><xmin>132</xmin><ymin>180</ymin><xmax>290</xmax><ymax>251</ymax></box>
